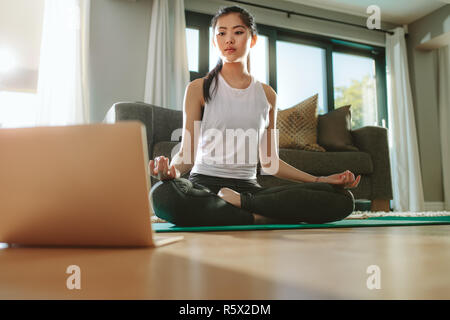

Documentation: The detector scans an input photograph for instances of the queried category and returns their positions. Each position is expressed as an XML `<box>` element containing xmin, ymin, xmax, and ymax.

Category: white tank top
<box><xmin>190</xmin><ymin>72</ymin><xmax>271</xmax><ymax>179</ymax></box>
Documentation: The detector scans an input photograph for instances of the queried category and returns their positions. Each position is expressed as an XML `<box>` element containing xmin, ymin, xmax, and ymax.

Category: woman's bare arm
<box><xmin>150</xmin><ymin>78</ymin><xmax>204</xmax><ymax>180</ymax></box>
<box><xmin>258</xmin><ymin>86</ymin><xmax>316</xmax><ymax>182</ymax></box>
<box><xmin>258</xmin><ymin>84</ymin><xmax>360</xmax><ymax>188</ymax></box>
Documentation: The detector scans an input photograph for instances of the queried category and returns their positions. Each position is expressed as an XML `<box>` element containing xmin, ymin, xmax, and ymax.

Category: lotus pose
<box><xmin>149</xmin><ymin>6</ymin><xmax>361</xmax><ymax>226</ymax></box>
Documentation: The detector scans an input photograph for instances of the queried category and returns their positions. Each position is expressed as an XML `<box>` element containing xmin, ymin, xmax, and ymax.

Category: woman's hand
<box><xmin>149</xmin><ymin>156</ymin><xmax>178</xmax><ymax>181</ymax></box>
<box><xmin>320</xmin><ymin>170</ymin><xmax>361</xmax><ymax>189</ymax></box>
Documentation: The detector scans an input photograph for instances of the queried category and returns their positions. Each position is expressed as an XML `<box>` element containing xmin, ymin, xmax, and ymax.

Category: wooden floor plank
<box><xmin>0</xmin><ymin>225</ymin><xmax>449</xmax><ymax>299</ymax></box>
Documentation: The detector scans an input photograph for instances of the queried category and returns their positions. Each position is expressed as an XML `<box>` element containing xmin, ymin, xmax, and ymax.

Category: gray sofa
<box><xmin>105</xmin><ymin>102</ymin><xmax>393</xmax><ymax>211</ymax></box>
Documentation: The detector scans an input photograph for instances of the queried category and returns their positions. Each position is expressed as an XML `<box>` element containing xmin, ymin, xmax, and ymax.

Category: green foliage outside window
<box><xmin>334</xmin><ymin>75</ymin><xmax>376</xmax><ymax>129</ymax></box>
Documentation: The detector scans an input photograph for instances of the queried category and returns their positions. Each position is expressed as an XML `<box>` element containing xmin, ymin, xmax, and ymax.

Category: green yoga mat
<box><xmin>153</xmin><ymin>216</ymin><xmax>450</xmax><ymax>233</ymax></box>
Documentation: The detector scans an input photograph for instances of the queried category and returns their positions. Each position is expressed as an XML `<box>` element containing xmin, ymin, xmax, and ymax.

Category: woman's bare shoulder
<box><xmin>189</xmin><ymin>77</ymin><xmax>204</xmax><ymax>88</ymax></box>
<box><xmin>261</xmin><ymin>83</ymin><xmax>277</xmax><ymax>111</ymax></box>
<box><xmin>187</xmin><ymin>78</ymin><xmax>205</xmax><ymax>106</ymax></box>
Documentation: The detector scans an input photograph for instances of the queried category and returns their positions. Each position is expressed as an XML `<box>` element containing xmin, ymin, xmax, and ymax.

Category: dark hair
<box><xmin>203</xmin><ymin>6</ymin><xmax>257</xmax><ymax>103</ymax></box>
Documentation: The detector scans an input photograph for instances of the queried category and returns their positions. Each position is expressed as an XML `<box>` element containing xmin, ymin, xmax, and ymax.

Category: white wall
<box><xmin>89</xmin><ymin>0</ymin><xmax>152</xmax><ymax>122</ymax></box>
<box><xmin>406</xmin><ymin>4</ymin><xmax>450</xmax><ymax>203</ymax></box>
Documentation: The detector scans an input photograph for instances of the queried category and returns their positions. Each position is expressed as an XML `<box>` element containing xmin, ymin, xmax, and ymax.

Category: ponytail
<box><xmin>203</xmin><ymin>59</ymin><xmax>223</xmax><ymax>103</ymax></box>
<box><xmin>247</xmin><ymin>54</ymin><xmax>251</xmax><ymax>74</ymax></box>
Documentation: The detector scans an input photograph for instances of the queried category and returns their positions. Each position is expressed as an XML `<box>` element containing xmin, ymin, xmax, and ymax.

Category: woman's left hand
<box><xmin>320</xmin><ymin>170</ymin><xmax>361</xmax><ymax>189</ymax></box>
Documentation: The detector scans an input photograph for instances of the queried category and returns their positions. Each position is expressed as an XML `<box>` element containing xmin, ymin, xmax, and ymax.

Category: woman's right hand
<box><xmin>149</xmin><ymin>156</ymin><xmax>177</xmax><ymax>180</ymax></box>
<box><xmin>321</xmin><ymin>170</ymin><xmax>361</xmax><ymax>189</ymax></box>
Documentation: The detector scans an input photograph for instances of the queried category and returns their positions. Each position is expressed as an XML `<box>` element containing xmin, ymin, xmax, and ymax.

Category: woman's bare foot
<box><xmin>217</xmin><ymin>187</ymin><xmax>241</xmax><ymax>208</ymax></box>
<box><xmin>217</xmin><ymin>188</ymin><xmax>276</xmax><ymax>224</ymax></box>
<box><xmin>217</xmin><ymin>188</ymin><xmax>277</xmax><ymax>225</ymax></box>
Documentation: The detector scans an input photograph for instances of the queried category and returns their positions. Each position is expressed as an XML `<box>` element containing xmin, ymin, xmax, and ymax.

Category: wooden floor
<box><xmin>1</xmin><ymin>224</ymin><xmax>449</xmax><ymax>299</ymax></box>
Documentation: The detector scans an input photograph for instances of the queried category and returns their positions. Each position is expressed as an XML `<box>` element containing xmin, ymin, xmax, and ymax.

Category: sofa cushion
<box><xmin>318</xmin><ymin>105</ymin><xmax>359</xmax><ymax>151</ymax></box>
<box><xmin>270</xmin><ymin>148</ymin><xmax>373</xmax><ymax>175</ymax></box>
<box><xmin>277</xmin><ymin>94</ymin><xmax>325</xmax><ymax>152</ymax></box>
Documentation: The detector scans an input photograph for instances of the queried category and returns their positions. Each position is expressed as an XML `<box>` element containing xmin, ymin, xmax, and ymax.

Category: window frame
<box><xmin>185</xmin><ymin>10</ymin><xmax>388</xmax><ymax>127</ymax></box>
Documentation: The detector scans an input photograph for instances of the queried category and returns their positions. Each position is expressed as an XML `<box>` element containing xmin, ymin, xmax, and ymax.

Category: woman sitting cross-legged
<box><xmin>149</xmin><ymin>5</ymin><xmax>361</xmax><ymax>227</ymax></box>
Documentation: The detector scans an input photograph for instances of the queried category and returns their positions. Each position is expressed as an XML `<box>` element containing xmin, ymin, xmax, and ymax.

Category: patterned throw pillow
<box><xmin>277</xmin><ymin>94</ymin><xmax>325</xmax><ymax>152</ymax></box>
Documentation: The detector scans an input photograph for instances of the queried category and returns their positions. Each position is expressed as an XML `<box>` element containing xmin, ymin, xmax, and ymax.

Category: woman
<box><xmin>149</xmin><ymin>6</ymin><xmax>361</xmax><ymax>226</ymax></box>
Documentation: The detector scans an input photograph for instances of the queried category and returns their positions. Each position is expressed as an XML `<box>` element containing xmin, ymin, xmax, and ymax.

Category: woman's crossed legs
<box><xmin>150</xmin><ymin>174</ymin><xmax>355</xmax><ymax>226</ymax></box>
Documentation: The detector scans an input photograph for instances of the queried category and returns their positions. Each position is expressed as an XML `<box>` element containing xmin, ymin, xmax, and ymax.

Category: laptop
<box><xmin>0</xmin><ymin>121</ymin><xmax>183</xmax><ymax>247</ymax></box>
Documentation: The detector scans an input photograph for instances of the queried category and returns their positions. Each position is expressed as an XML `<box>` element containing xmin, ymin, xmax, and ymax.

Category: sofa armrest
<box><xmin>105</xmin><ymin>101</ymin><xmax>183</xmax><ymax>157</ymax></box>
<box><xmin>104</xmin><ymin>102</ymin><xmax>184</xmax><ymax>186</ymax></box>
<box><xmin>105</xmin><ymin>102</ymin><xmax>156</xmax><ymax>159</ymax></box>
<box><xmin>351</xmin><ymin>126</ymin><xmax>393</xmax><ymax>200</ymax></box>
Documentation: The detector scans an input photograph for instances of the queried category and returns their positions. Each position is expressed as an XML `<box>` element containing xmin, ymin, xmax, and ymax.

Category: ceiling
<box><xmin>283</xmin><ymin>0</ymin><xmax>449</xmax><ymax>25</ymax></box>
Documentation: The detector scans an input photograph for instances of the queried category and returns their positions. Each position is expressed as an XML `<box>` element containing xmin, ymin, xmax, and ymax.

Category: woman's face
<box><xmin>213</xmin><ymin>12</ymin><xmax>257</xmax><ymax>64</ymax></box>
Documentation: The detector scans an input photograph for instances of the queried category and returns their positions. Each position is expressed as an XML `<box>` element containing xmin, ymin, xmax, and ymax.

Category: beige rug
<box><xmin>346</xmin><ymin>211</ymin><xmax>450</xmax><ymax>219</ymax></box>
<box><xmin>151</xmin><ymin>211</ymin><xmax>450</xmax><ymax>223</ymax></box>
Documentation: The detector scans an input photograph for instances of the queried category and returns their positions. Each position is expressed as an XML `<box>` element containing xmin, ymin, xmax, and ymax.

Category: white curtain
<box><xmin>385</xmin><ymin>27</ymin><xmax>425</xmax><ymax>212</ymax></box>
<box><xmin>144</xmin><ymin>0</ymin><xmax>190</xmax><ymax>110</ymax></box>
<box><xmin>36</xmin><ymin>0</ymin><xmax>90</xmax><ymax>126</ymax></box>
<box><xmin>438</xmin><ymin>45</ymin><xmax>450</xmax><ymax>210</ymax></box>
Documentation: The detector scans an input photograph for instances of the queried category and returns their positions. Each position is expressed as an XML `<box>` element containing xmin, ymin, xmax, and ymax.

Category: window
<box><xmin>209</xmin><ymin>27</ymin><xmax>219</xmax><ymax>71</ymax></box>
<box><xmin>186</xmin><ymin>28</ymin><xmax>199</xmax><ymax>72</ymax></box>
<box><xmin>276</xmin><ymin>40</ymin><xmax>327</xmax><ymax>112</ymax></box>
<box><xmin>333</xmin><ymin>52</ymin><xmax>378</xmax><ymax>129</ymax></box>
<box><xmin>185</xmin><ymin>11</ymin><xmax>388</xmax><ymax>128</ymax></box>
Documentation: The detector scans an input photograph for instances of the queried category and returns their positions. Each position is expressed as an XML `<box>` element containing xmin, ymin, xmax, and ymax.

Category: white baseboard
<box><xmin>424</xmin><ymin>202</ymin><xmax>445</xmax><ymax>211</ymax></box>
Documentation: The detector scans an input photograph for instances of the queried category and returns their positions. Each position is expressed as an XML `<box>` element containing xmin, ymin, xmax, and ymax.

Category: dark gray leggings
<box><xmin>150</xmin><ymin>173</ymin><xmax>355</xmax><ymax>226</ymax></box>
